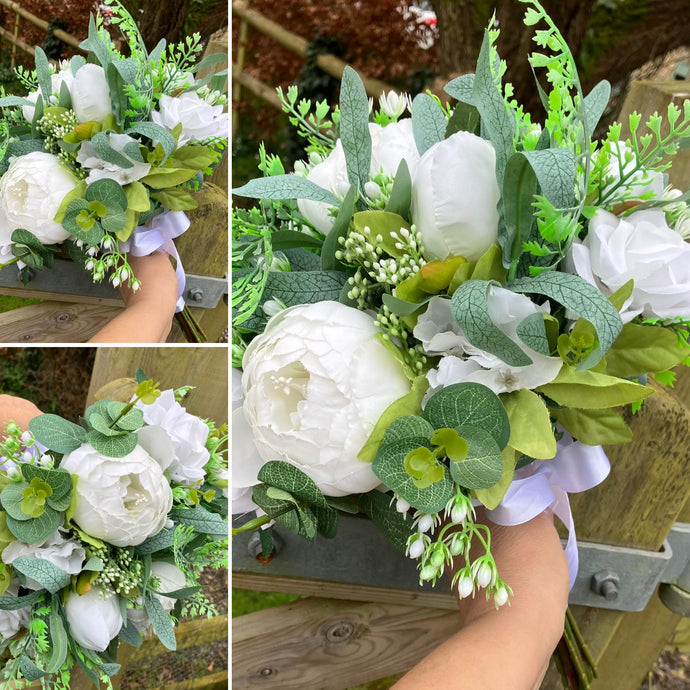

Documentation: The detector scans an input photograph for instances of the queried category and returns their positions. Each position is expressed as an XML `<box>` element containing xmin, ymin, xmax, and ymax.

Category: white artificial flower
<box><xmin>235</xmin><ymin>301</ymin><xmax>411</xmax><ymax>500</ymax></box>
<box><xmin>0</xmin><ymin>152</ymin><xmax>78</xmax><ymax>244</ymax></box>
<box><xmin>134</xmin><ymin>389</ymin><xmax>210</xmax><ymax>485</ymax></box>
<box><xmin>21</xmin><ymin>69</ymin><xmax>74</xmax><ymax>123</ymax></box>
<box><xmin>568</xmin><ymin>209</ymin><xmax>690</xmax><ymax>322</ymax></box>
<box><xmin>0</xmin><ymin>198</ymin><xmax>15</xmax><ymax>265</ymax></box>
<box><xmin>0</xmin><ymin>582</ymin><xmax>30</xmax><ymax>639</ymax></box>
<box><xmin>412</xmin><ymin>296</ymin><xmax>465</xmax><ymax>355</ymax></box>
<box><xmin>70</xmin><ymin>63</ymin><xmax>112</xmax><ymax>123</ymax></box>
<box><xmin>378</xmin><ymin>90</ymin><xmax>411</xmax><ymax>119</ymax></box>
<box><xmin>2</xmin><ymin>530</ymin><xmax>86</xmax><ymax>590</ymax></box>
<box><xmin>297</xmin><ymin>120</ymin><xmax>420</xmax><ymax>234</ymax></box>
<box><xmin>77</xmin><ymin>133</ymin><xmax>151</xmax><ymax>185</ymax></box>
<box><xmin>232</xmin><ymin>368</ymin><xmax>261</xmax><ymax>514</ymax></box>
<box><xmin>410</xmin><ymin>130</ymin><xmax>500</xmax><ymax>262</ymax></box>
<box><xmin>60</xmin><ymin>443</ymin><xmax>173</xmax><ymax>547</ymax></box>
<box><xmin>64</xmin><ymin>587</ymin><xmax>122</xmax><ymax>651</ymax></box>
<box><xmin>126</xmin><ymin>561</ymin><xmax>186</xmax><ymax>633</ymax></box>
<box><xmin>151</xmin><ymin>91</ymin><xmax>228</xmax><ymax>146</ymax></box>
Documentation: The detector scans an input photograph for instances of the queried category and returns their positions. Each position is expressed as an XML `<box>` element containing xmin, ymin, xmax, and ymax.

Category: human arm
<box><xmin>0</xmin><ymin>395</ymin><xmax>42</xmax><ymax>432</ymax></box>
<box><xmin>88</xmin><ymin>251</ymin><xmax>178</xmax><ymax>343</ymax></box>
<box><xmin>392</xmin><ymin>510</ymin><xmax>569</xmax><ymax>690</ymax></box>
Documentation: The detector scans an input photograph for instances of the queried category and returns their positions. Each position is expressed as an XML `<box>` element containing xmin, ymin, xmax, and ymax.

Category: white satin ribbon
<box><xmin>485</xmin><ymin>434</ymin><xmax>610</xmax><ymax>589</ymax></box>
<box><xmin>118</xmin><ymin>211</ymin><xmax>191</xmax><ymax>312</ymax></box>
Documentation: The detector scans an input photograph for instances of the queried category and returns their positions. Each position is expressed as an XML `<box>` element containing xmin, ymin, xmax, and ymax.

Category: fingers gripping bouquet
<box><xmin>233</xmin><ymin>0</ymin><xmax>690</xmax><ymax>651</ymax></box>
<box><xmin>0</xmin><ymin>0</ymin><xmax>228</xmax><ymax>310</ymax></box>
<box><xmin>0</xmin><ymin>374</ymin><xmax>228</xmax><ymax>688</ymax></box>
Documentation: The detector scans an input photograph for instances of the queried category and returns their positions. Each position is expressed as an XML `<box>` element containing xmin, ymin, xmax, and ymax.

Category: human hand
<box><xmin>0</xmin><ymin>395</ymin><xmax>42</xmax><ymax>432</ymax></box>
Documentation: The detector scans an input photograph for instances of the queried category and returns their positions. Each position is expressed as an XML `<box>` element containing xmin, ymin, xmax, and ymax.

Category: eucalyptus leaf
<box><xmin>359</xmin><ymin>490</ymin><xmax>416</xmax><ymax>553</ymax></box>
<box><xmin>448</xmin><ymin>425</ymin><xmax>503</xmax><ymax>489</ymax></box>
<box><xmin>6</xmin><ymin>508</ymin><xmax>61</xmax><ymax>544</ymax></box>
<box><xmin>339</xmin><ymin>66</ymin><xmax>372</xmax><ymax>193</ymax></box>
<box><xmin>257</xmin><ymin>461</ymin><xmax>329</xmax><ymax>509</ymax></box>
<box><xmin>378</xmin><ymin>413</ymin><xmax>434</xmax><ymax>448</ymax></box>
<box><xmin>411</xmin><ymin>93</ymin><xmax>447</xmax><ymax>155</ymax></box>
<box><xmin>86</xmin><ymin>429</ymin><xmax>138</xmax><ymax>457</ymax></box>
<box><xmin>28</xmin><ymin>414</ymin><xmax>86</xmax><ymax>453</ymax></box>
<box><xmin>22</xmin><ymin>465</ymin><xmax>71</xmax><ymax>500</ymax></box>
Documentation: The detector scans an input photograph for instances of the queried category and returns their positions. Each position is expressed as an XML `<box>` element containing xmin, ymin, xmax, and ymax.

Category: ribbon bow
<box><xmin>486</xmin><ymin>434</ymin><xmax>610</xmax><ymax>589</ymax></box>
<box><xmin>119</xmin><ymin>210</ymin><xmax>190</xmax><ymax>312</ymax></box>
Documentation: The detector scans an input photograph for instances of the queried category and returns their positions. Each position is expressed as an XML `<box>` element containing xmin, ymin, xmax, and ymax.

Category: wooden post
<box><xmin>11</xmin><ymin>11</ymin><xmax>19</xmax><ymax>69</ymax></box>
<box><xmin>232</xmin><ymin>17</ymin><xmax>249</xmax><ymax>137</ymax></box>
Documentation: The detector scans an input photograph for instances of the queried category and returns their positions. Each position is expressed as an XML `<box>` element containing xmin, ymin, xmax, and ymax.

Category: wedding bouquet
<box><xmin>0</xmin><ymin>373</ymin><xmax>228</xmax><ymax>688</ymax></box>
<box><xmin>232</xmin><ymin>0</ymin><xmax>690</xmax><ymax>648</ymax></box>
<box><xmin>0</xmin><ymin>0</ymin><xmax>228</xmax><ymax>311</ymax></box>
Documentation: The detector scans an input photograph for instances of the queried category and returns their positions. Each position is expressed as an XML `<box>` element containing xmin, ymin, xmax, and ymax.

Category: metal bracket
<box><xmin>183</xmin><ymin>274</ymin><xmax>228</xmax><ymax>309</ymax></box>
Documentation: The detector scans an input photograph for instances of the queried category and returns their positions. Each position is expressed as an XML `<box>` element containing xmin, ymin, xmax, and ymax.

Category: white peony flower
<box><xmin>151</xmin><ymin>91</ymin><xmax>228</xmax><ymax>146</ymax></box>
<box><xmin>77</xmin><ymin>133</ymin><xmax>151</xmax><ymax>185</ymax></box>
<box><xmin>134</xmin><ymin>389</ymin><xmax>210</xmax><ymax>485</ymax></box>
<box><xmin>2</xmin><ymin>530</ymin><xmax>85</xmax><ymax>590</ymax></box>
<box><xmin>64</xmin><ymin>587</ymin><xmax>122</xmax><ymax>651</ymax></box>
<box><xmin>0</xmin><ymin>581</ymin><xmax>30</xmax><ymax>639</ymax></box>
<box><xmin>22</xmin><ymin>69</ymin><xmax>75</xmax><ymax>123</ymax></box>
<box><xmin>70</xmin><ymin>63</ymin><xmax>112</xmax><ymax>123</ymax></box>
<box><xmin>568</xmin><ymin>209</ymin><xmax>690</xmax><ymax>322</ymax></box>
<box><xmin>60</xmin><ymin>443</ymin><xmax>173</xmax><ymax>547</ymax></box>
<box><xmin>126</xmin><ymin>561</ymin><xmax>186</xmax><ymax>633</ymax></box>
<box><xmin>410</xmin><ymin>130</ymin><xmax>500</xmax><ymax>262</ymax></box>
<box><xmin>235</xmin><ymin>301</ymin><xmax>411</xmax><ymax>499</ymax></box>
<box><xmin>297</xmin><ymin>120</ymin><xmax>420</xmax><ymax>234</ymax></box>
<box><xmin>0</xmin><ymin>152</ymin><xmax>78</xmax><ymax>244</ymax></box>
<box><xmin>0</xmin><ymin>198</ymin><xmax>16</xmax><ymax>264</ymax></box>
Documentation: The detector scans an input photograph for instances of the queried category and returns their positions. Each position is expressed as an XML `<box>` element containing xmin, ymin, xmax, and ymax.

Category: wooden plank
<box><xmin>0</xmin><ymin>301</ymin><xmax>122</xmax><ymax>342</ymax></box>
<box><xmin>86</xmin><ymin>346</ymin><xmax>228</xmax><ymax>423</ymax></box>
<box><xmin>152</xmin><ymin>671</ymin><xmax>229</xmax><ymax>690</ymax></box>
<box><xmin>232</xmin><ymin>597</ymin><xmax>461</xmax><ymax>689</ymax></box>
<box><xmin>231</xmin><ymin>64</ymin><xmax>283</xmax><ymax>110</ymax></box>
<box><xmin>0</xmin><ymin>286</ymin><xmax>121</xmax><ymax>306</ymax></box>
<box><xmin>232</xmin><ymin>572</ymin><xmax>457</xmax><ymax>611</ymax></box>
<box><xmin>0</xmin><ymin>0</ymin><xmax>84</xmax><ymax>50</ymax></box>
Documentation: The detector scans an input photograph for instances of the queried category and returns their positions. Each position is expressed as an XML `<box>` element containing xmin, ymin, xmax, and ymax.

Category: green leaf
<box><xmin>1</xmin><ymin>483</ymin><xmax>32</xmax><ymax>521</ymax></box>
<box><xmin>141</xmin><ymin>166</ymin><xmax>197</xmax><ymax>189</ymax></box>
<box><xmin>46</xmin><ymin>604</ymin><xmax>69</xmax><ymax>674</ymax></box>
<box><xmin>584</xmin><ymin>80</ymin><xmax>611</xmax><ymax>136</ymax></box>
<box><xmin>502</xmin><ymin>151</ymin><xmax>538</xmax><ymax>265</ymax></box>
<box><xmin>384</xmin><ymin>158</ymin><xmax>412</xmax><ymax>219</ymax></box>
<box><xmin>339</xmin><ymin>66</ymin><xmax>372</xmax><ymax>193</ymax></box>
<box><xmin>85</xmin><ymin>178</ymin><xmax>127</xmax><ymax>212</ymax></box>
<box><xmin>34</xmin><ymin>47</ymin><xmax>53</xmax><ymax>108</ymax></box>
<box><xmin>447</xmin><ymin>425</ymin><xmax>503</xmax><ymax>489</ymax></box>
<box><xmin>128</xmin><ymin>121</ymin><xmax>176</xmax><ymax>162</ymax></box>
<box><xmin>326</xmin><ymin>496</ymin><xmax>359</xmax><ymax>514</ymax></box>
<box><xmin>403</xmin><ymin>446</ymin><xmax>446</xmax><ymax>488</ymax></box>
<box><xmin>444</xmin><ymin>74</ymin><xmax>475</xmax><ymax>104</ymax></box>
<box><xmin>372</xmin><ymin>437</ymin><xmax>454</xmax><ymax>514</ymax></box>
<box><xmin>170</xmin><ymin>145</ymin><xmax>216</xmax><ymax>171</ymax></box>
<box><xmin>118</xmin><ymin>618</ymin><xmax>144</xmax><ymax>647</ymax></box>
<box><xmin>20</xmin><ymin>655</ymin><xmax>45</xmax><ymax>682</ymax></box>
<box><xmin>423</xmin><ymin>382</ymin><xmax>511</xmax><ymax>449</ymax></box>
<box><xmin>0</xmin><ymin>96</ymin><xmax>34</xmax><ymax>107</ymax></box>
<box><xmin>510</xmin><ymin>272</ymin><xmax>623</xmax><ymax>370</ymax></box>
<box><xmin>353</xmin><ymin>211</ymin><xmax>411</xmax><ymax>259</ymax></box>
<box><xmin>551</xmin><ymin>407</ymin><xmax>632</xmax><ymax>445</ymax></box>
<box><xmin>86</xmin><ymin>429</ymin><xmax>138</xmax><ymax>457</ymax></box>
<box><xmin>257</xmin><ymin>461</ymin><xmax>329</xmax><ymax>509</ymax></box>
<box><xmin>474</xmin><ymin>446</ymin><xmax>517</xmax><ymax>510</ymax></box>
<box><xmin>536</xmin><ymin>366</ymin><xmax>654</xmax><ymax>409</ymax></box>
<box><xmin>251</xmin><ymin>484</ymin><xmax>317</xmax><ymax>541</ymax></box>
<box><xmin>271</xmin><ymin>230</ymin><xmax>323</xmax><ymax>252</ymax></box>
<box><xmin>168</xmin><ymin>506</ymin><xmax>227</xmax><ymax>535</ymax></box>
<box><xmin>22</xmin><ymin>465</ymin><xmax>72</xmax><ymax>501</ymax></box>
<box><xmin>83</xmin><ymin>556</ymin><xmax>104</xmax><ymax>571</ymax></box>
<box><xmin>110</xmin><ymin>404</ymin><xmax>144</xmax><ymax>431</ymax></box>
<box><xmin>134</xmin><ymin>528</ymin><xmax>175</xmax><ymax>555</ymax></box>
<box><xmin>358</xmin><ymin>377</ymin><xmax>429</xmax><ymax>463</ymax></box>
<box><xmin>500</xmin><ymin>388</ymin><xmax>556</xmax><ymax>459</ymax></box>
<box><xmin>124</xmin><ymin>180</ymin><xmax>151</xmax><ymax>212</ymax></box>
<box><xmin>89</xmin><ymin>412</ymin><xmax>129</xmax><ymax>437</ymax></box>
<box><xmin>411</xmin><ymin>93</ymin><xmax>447</xmax><ymax>154</ymax></box>
<box><xmin>29</xmin><ymin>414</ymin><xmax>86</xmax><ymax>453</ymax></box>
<box><xmin>313</xmin><ymin>505</ymin><xmax>338</xmax><ymax>538</ymax></box>
<box><xmin>144</xmin><ymin>593</ymin><xmax>176</xmax><ymax>650</ymax></box>
<box><xmin>470</xmin><ymin>243</ymin><xmax>506</xmax><ymax>284</ymax></box>
<box><xmin>358</xmin><ymin>490</ymin><xmax>416</xmax><ymax>553</ymax></box>
<box><xmin>445</xmin><ymin>101</ymin><xmax>481</xmax><ymax>137</ymax></box>
<box><xmin>151</xmin><ymin>188</ymin><xmax>197</xmax><ymax>211</ymax></box>
<box><xmin>606</xmin><ymin>323</ymin><xmax>689</xmax><ymax>378</ymax></box>
<box><xmin>233</xmin><ymin>174</ymin><xmax>341</xmax><ymax>206</ymax></box>
<box><xmin>255</xmin><ymin>270</ymin><xmax>348</xmax><ymax>310</ymax></box>
<box><xmin>516</xmin><ymin>312</ymin><xmax>551</xmax><ymax>356</ymax></box>
<box><xmin>519</xmin><ymin>148</ymin><xmax>576</xmax><ymax>209</ymax></box>
<box><xmin>430</xmin><ymin>428</ymin><xmax>468</xmax><ymax>463</ymax></box>
<box><xmin>11</xmin><ymin>556</ymin><xmax>71</xmax><ymax>594</ymax></box>
<box><xmin>320</xmin><ymin>184</ymin><xmax>355</xmax><ymax>271</ymax></box>
<box><xmin>0</xmin><ymin>590</ymin><xmax>43</xmax><ymax>610</ymax></box>
<box><xmin>6</xmin><ymin>507</ymin><xmax>61</xmax><ymax>543</ymax></box>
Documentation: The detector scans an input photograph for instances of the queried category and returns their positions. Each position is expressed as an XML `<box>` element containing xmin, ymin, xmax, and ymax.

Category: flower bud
<box><xmin>419</xmin><ymin>564</ymin><xmax>437</xmax><ymax>581</ymax></box>
<box><xmin>494</xmin><ymin>585</ymin><xmax>509</xmax><ymax>607</ymax></box>
<box><xmin>407</xmin><ymin>538</ymin><xmax>425</xmax><ymax>559</ymax></box>
<box><xmin>417</xmin><ymin>514</ymin><xmax>434</xmax><ymax>533</ymax></box>
<box><xmin>451</xmin><ymin>503</ymin><xmax>468</xmax><ymax>525</ymax></box>
<box><xmin>395</xmin><ymin>497</ymin><xmax>410</xmax><ymax>514</ymax></box>
<box><xmin>430</xmin><ymin>549</ymin><xmax>445</xmax><ymax>569</ymax></box>
<box><xmin>456</xmin><ymin>576</ymin><xmax>474</xmax><ymax>599</ymax></box>
<box><xmin>20</xmin><ymin>431</ymin><xmax>32</xmax><ymax>445</ymax></box>
<box><xmin>476</xmin><ymin>563</ymin><xmax>493</xmax><ymax>588</ymax></box>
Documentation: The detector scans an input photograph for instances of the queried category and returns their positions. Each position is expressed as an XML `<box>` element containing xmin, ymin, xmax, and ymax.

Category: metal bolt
<box><xmin>259</xmin><ymin>668</ymin><xmax>273</xmax><ymax>677</ymax></box>
<box><xmin>187</xmin><ymin>288</ymin><xmax>204</xmax><ymax>303</ymax></box>
<box><xmin>247</xmin><ymin>530</ymin><xmax>283</xmax><ymax>560</ymax></box>
<box><xmin>591</xmin><ymin>569</ymin><xmax>620</xmax><ymax>601</ymax></box>
<box><xmin>325</xmin><ymin>620</ymin><xmax>355</xmax><ymax>643</ymax></box>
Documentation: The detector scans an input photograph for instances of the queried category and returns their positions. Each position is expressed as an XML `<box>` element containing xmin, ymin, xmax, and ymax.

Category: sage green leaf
<box><xmin>127</xmin><ymin>122</ymin><xmax>176</xmax><ymax>162</ymax></box>
<box><xmin>359</xmin><ymin>489</ymin><xmax>416</xmax><ymax>553</ymax></box>
<box><xmin>443</xmin><ymin>74</ymin><xmax>475</xmax><ymax>104</ymax></box>
<box><xmin>0</xmin><ymin>96</ymin><xmax>34</xmax><ymax>107</ymax></box>
<box><xmin>83</xmin><ymin>556</ymin><xmax>104</xmax><ymax>571</ymax></box>
<box><xmin>536</xmin><ymin>366</ymin><xmax>654</xmax><ymax>409</ymax></box>
<box><xmin>257</xmin><ymin>461</ymin><xmax>329</xmax><ymax>509</ymax></box>
<box><xmin>34</xmin><ymin>47</ymin><xmax>52</xmax><ymax>108</ymax></box>
<box><xmin>500</xmin><ymin>388</ymin><xmax>556</xmax><ymax>459</ymax></box>
<box><xmin>313</xmin><ymin>505</ymin><xmax>338</xmax><ymax>539</ymax></box>
<box><xmin>378</xmin><ymin>414</ymin><xmax>434</xmax><ymax>449</ymax></box>
<box><xmin>22</xmin><ymin>466</ymin><xmax>72</xmax><ymax>501</ymax></box>
<box><xmin>445</xmin><ymin>101</ymin><xmax>481</xmax><ymax>137</ymax></box>
<box><xmin>381</xmin><ymin>293</ymin><xmax>435</xmax><ymax>318</ymax></box>
<box><xmin>606</xmin><ymin>323</ymin><xmax>689</xmax><ymax>378</ymax></box>
<box><xmin>134</xmin><ymin>528</ymin><xmax>175</xmax><ymax>555</ymax></box>
<box><xmin>551</xmin><ymin>407</ymin><xmax>633</xmax><ymax>445</ymax></box>
<box><xmin>91</xmin><ymin>131</ymin><xmax>134</xmax><ymax>170</ymax></box>
<box><xmin>584</xmin><ymin>80</ymin><xmax>611</xmax><ymax>135</ymax></box>
<box><xmin>510</xmin><ymin>272</ymin><xmax>622</xmax><ymax>370</ymax></box>
<box><xmin>448</xmin><ymin>425</ymin><xmax>503</xmax><ymax>489</ymax></box>
<box><xmin>256</xmin><ymin>270</ymin><xmax>349</xmax><ymax>308</ymax></box>
<box><xmin>86</xmin><ymin>429</ymin><xmax>138</xmax><ymax>457</ymax></box>
<box><xmin>1</xmin><ymin>483</ymin><xmax>32</xmax><ymax>521</ymax></box>
<box><xmin>519</xmin><ymin>148</ymin><xmax>576</xmax><ymax>209</ymax></box>
<box><xmin>11</xmin><ymin>556</ymin><xmax>70</xmax><ymax>594</ymax></box>
<box><xmin>233</xmin><ymin>175</ymin><xmax>341</xmax><ymax>206</ymax></box>
<box><xmin>110</xmin><ymin>404</ymin><xmax>144</xmax><ymax>432</ymax></box>
<box><xmin>29</xmin><ymin>414</ymin><xmax>86</xmax><ymax>453</ymax></box>
<box><xmin>502</xmin><ymin>151</ymin><xmax>537</xmax><ymax>265</ymax></box>
<box><xmin>6</xmin><ymin>507</ymin><xmax>61</xmax><ymax>543</ymax></box>
<box><xmin>169</xmin><ymin>506</ymin><xmax>227</xmax><ymax>535</ymax></box>
<box><xmin>326</xmin><ymin>496</ymin><xmax>359</xmax><ymax>514</ymax></box>
<box><xmin>411</xmin><ymin>93</ymin><xmax>447</xmax><ymax>155</ymax></box>
<box><xmin>0</xmin><ymin>590</ymin><xmax>43</xmax><ymax>611</ymax></box>
<box><xmin>372</xmin><ymin>437</ymin><xmax>453</xmax><ymax>514</ymax></box>
<box><xmin>451</xmin><ymin>280</ymin><xmax>532</xmax><ymax>366</ymax></box>
<box><xmin>353</xmin><ymin>211</ymin><xmax>411</xmax><ymax>259</ymax></box>
<box><xmin>155</xmin><ymin>586</ymin><xmax>201</xmax><ymax>600</ymax></box>
<box><xmin>80</xmin><ymin>14</ymin><xmax>111</xmax><ymax>68</ymax></box>
<box><xmin>118</xmin><ymin>619</ymin><xmax>144</xmax><ymax>647</ymax></box>
<box><xmin>144</xmin><ymin>593</ymin><xmax>176</xmax><ymax>651</ymax></box>
<box><xmin>20</xmin><ymin>655</ymin><xmax>45</xmax><ymax>682</ymax></box>
<box><xmin>474</xmin><ymin>445</ymin><xmax>518</xmax><ymax>511</ymax></box>
<box><xmin>46</xmin><ymin>605</ymin><xmax>68</xmax><ymax>674</ymax></box>
<box><xmin>339</xmin><ymin>66</ymin><xmax>371</xmax><ymax>192</ymax></box>
<box><xmin>321</xmin><ymin>184</ymin><xmax>355</xmax><ymax>271</ymax></box>
<box><xmin>384</xmin><ymin>158</ymin><xmax>412</xmax><ymax>219</ymax></box>
<box><xmin>270</xmin><ymin>230</ymin><xmax>323</xmax><ymax>252</ymax></box>
<box><xmin>423</xmin><ymin>382</ymin><xmax>511</xmax><ymax>449</ymax></box>
<box><xmin>89</xmin><ymin>413</ymin><xmax>128</xmax><ymax>437</ymax></box>
<box><xmin>516</xmin><ymin>312</ymin><xmax>551</xmax><ymax>356</ymax></box>
<box><xmin>283</xmin><ymin>248</ymin><xmax>321</xmax><ymax>272</ymax></box>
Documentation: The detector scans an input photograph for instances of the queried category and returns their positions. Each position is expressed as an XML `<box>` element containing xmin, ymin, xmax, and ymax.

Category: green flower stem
<box><xmin>0</xmin><ymin>257</ymin><xmax>19</xmax><ymax>270</ymax></box>
<box><xmin>231</xmin><ymin>505</ymin><xmax>294</xmax><ymax>536</ymax></box>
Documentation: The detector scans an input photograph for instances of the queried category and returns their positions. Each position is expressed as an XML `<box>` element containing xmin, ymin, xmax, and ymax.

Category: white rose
<box><xmin>0</xmin><ymin>152</ymin><xmax>78</xmax><ymax>244</ymax></box>
<box><xmin>77</xmin><ymin>133</ymin><xmax>151</xmax><ymax>185</ymax></box>
<box><xmin>22</xmin><ymin>69</ymin><xmax>75</xmax><ymax>123</ymax></box>
<box><xmin>65</xmin><ymin>587</ymin><xmax>122</xmax><ymax>651</ymax></box>
<box><xmin>151</xmin><ymin>92</ymin><xmax>228</xmax><ymax>146</ymax></box>
<box><xmin>568</xmin><ymin>209</ymin><xmax>690</xmax><ymax>322</ymax></box>
<box><xmin>297</xmin><ymin>120</ymin><xmax>420</xmax><ymax>234</ymax></box>
<box><xmin>70</xmin><ymin>63</ymin><xmax>112</xmax><ymax>123</ymax></box>
<box><xmin>236</xmin><ymin>301</ymin><xmax>411</xmax><ymax>498</ymax></box>
<box><xmin>126</xmin><ymin>561</ymin><xmax>186</xmax><ymax>633</ymax></box>
<box><xmin>0</xmin><ymin>582</ymin><xmax>30</xmax><ymax>640</ymax></box>
<box><xmin>134</xmin><ymin>389</ymin><xmax>210</xmax><ymax>485</ymax></box>
<box><xmin>2</xmin><ymin>530</ymin><xmax>85</xmax><ymax>590</ymax></box>
<box><xmin>60</xmin><ymin>443</ymin><xmax>173</xmax><ymax>547</ymax></box>
<box><xmin>410</xmin><ymin>130</ymin><xmax>500</xmax><ymax>262</ymax></box>
<box><xmin>417</xmin><ymin>290</ymin><xmax>563</xmax><ymax>397</ymax></box>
